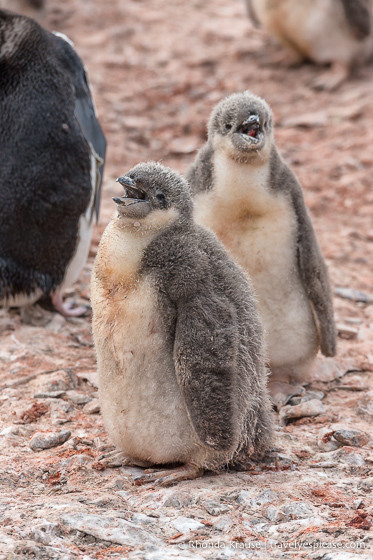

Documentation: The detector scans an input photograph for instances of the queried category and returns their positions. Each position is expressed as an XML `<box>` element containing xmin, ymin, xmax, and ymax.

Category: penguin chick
<box><xmin>246</xmin><ymin>0</ymin><xmax>373</xmax><ymax>90</ymax></box>
<box><xmin>186</xmin><ymin>91</ymin><xmax>336</xmax><ymax>399</ymax></box>
<box><xmin>0</xmin><ymin>10</ymin><xmax>106</xmax><ymax>315</ymax></box>
<box><xmin>91</xmin><ymin>162</ymin><xmax>273</xmax><ymax>486</ymax></box>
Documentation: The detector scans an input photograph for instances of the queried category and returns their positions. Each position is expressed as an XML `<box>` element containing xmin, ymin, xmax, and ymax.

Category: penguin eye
<box><xmin>225</xmin><ymin>124</ymin><xmax>232</xmax><ymax>131</ymax></box>
<box><xmin>156</xmin><ymin>193</ymin><xmax>167</xmax><ymax>208</ymax></box>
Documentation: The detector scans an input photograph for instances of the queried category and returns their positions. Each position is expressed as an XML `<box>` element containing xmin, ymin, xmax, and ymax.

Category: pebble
<box><xmin>61</xmin><ymin>513</ymin><xmax>161</xmax><ymax>546</ymax></box>
<box><xmin>355</xmin><ymin>395</ymin><xmax>373</xmax><ymax>422</ymax></box>
<box><xmin>236</xmin><ymin>490</ymin><xmax>254</xmax><ymax>505</ymax></box>
<box><xmin>171</xmin><ymin>516</ymin><xmax>204</xmax><ymax>533</ymax></box>
<box><xmin>33</xmin><ymin>391</ymin><xmax>66</xmax><ymax>399</ymax></box>
<box><xmin>250</xmin><ymin>489</ymin><xmax>279</xmax><ymax>507</ymax></box>
<box><xmin>282</xmin><ymin>502</ymin><xmax>314</xmax><ymax>519</ymax></box>
<box><xmin>203</xmin><ymin>500</ymin><xmax>229</xmax><ymax>516</ymax></box>
<box><xmin>66</xmin><ymin>391</ymin><xmax>92</xmax><ymax>405</ymax></box>
<box><xmin>317</xmin><ymin>427</ymin><xmax>341</xmax><ymax>452</ymax></box>
<box><xmin>333</xmin><ymin>429</ymin><xmax>370</xmax><ymax>447</ymax></box>
<box><xmin>289</xmin><ymin>390</ymin><xmax>325</xmax><ymax>406</ymax></box>
<box><xmin>29</xmin><ymin>430</ymin><xmax>71</xmax><ymax>451</ymax></box>
<box><xmin>336</xmin><ymin>323</ymin><xmax>359</xmax><ymax>340</ymax></box>
<box><xmin>163</xmin><ymin>492</ymin><xmax>192</xmax><ymax>509</ymax></box>
<box><xmin>41</xmin><ymin>369</ymin><xmax>78</xmax><ymax>392</ymax></box>
<box><xmin>265</xmin><ymin>506</ymin><xmax>286</xmax><ymax>523</ymax></box>
<box><xmin>279</xmin><ymin>399</ymin><xmax>325</xmax><ymax>425</ymax></box>
<box><xmin>213</xmin><ymin>514</ymin><xmax>234</xmax><ymax>532</ymax></box>
<box><xmin>334</xmin><ymin>287</ymin><xmax>373</xmax><ymax>303</ymax></box>
<box><xmin>336</xmin><ymin>449</ymin><xmax>365</xmax><ymax>467</ymax></box>
<box><xmin>82</xmin><ymin>399</ymin><xmax>100</xmax><ymax>414</ymax></box>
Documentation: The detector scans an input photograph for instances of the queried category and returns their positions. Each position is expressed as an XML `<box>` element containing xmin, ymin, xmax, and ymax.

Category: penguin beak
<box><xmin>115</xmin><ymin>176</ymin><xmax>148</xmax><ymax>201</ymax></box>
<box><xmin>236</xmin><ymin>114</ymin><xmax>261</xmax><ymax>140</ymax></box>
<box><xmin>113</xmin><ymin>176</ymin><xmax>151</xmax><ymax>219</ymax></box>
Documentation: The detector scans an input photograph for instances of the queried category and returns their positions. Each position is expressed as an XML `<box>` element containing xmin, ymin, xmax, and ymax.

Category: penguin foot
<box><xmin>310</xmin><ymin>62</ymin><xmax>349</xmax><ymax>91</ymax></box>
<box><xmin>97</xmin><ymin>450</ymin><xmax>153</xmax><ymax>469</ymax></box>
<box><xmin>269</xmin><ymin>380</ymin><xmax>305</xmax><ymax>410</ymax></box>
<box><xmin>133</xmin><ymin>464</ymin><xmax>204</xmax><ymax>487</ymax></box>
<box><xmin>52</xmin><ymin>292</ymin><xmax>88</xmax><ymax>317</ymax></box>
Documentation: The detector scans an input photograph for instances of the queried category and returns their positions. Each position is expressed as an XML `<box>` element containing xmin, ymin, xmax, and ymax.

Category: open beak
<box><xmin>113</xmin><ymin>176</ymin><xmax>148</xmax><ymax>206</ymax></box>
<box><xmin>236</xmin><ymin>114</ymin><xmax>261</xmax><ymax>141</ymax></box>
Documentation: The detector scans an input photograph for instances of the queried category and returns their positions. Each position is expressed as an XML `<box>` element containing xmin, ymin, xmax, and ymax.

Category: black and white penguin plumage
<box><xmin>0</xmin><ymin>10</ymin><xmax>106</xmax><ymax>315</ymax></box>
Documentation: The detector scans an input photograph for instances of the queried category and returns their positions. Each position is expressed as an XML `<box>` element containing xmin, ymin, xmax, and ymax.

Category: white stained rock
<box><xmin>171</xmin><ymin>516</ymin><xmax>204</xmax><ymax>533</ymax></box>
<box><xmin>60</xmin><ymin>513</ymin><xmax>162</xmax><ymax>547</ymax></box>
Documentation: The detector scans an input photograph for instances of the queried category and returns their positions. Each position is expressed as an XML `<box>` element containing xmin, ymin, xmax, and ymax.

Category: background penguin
<box><xmin>186</xmin><ymin>91</ymin><xmax>336</xmax><ymax>405</ymax></box>
<box><xmin>91</xmin><ymin>162</ymin><xmax>273</xmax><ymax>485</ymax></box>
<box><xmin>245</xmin><ymin>0</ymin><xmax>373</xmax><ymax>90</ymax></box>
<box><xmin>0</xmin><ymin>10</ymin><xmax>106</xmax><ymax>315</ymax></box>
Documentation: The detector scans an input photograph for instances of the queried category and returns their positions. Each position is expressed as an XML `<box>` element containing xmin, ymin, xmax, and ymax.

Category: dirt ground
<box><xmin>1</xmin><ymin>0</ymin><xmax>373</xmax><ymax>559</ymax></box>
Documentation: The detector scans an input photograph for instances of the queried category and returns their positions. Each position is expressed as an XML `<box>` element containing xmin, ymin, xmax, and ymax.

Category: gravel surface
<box><xmin>1</xmin><ymin>0</ymin><xmax>373</xmax><ymax>558</ymax></box>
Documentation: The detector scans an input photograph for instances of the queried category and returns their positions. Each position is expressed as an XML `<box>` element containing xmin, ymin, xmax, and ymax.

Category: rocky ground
<box><xmin>1</xmin><ymin>0</ymin><xmax>373</xmax><ymax>558</ymax></box>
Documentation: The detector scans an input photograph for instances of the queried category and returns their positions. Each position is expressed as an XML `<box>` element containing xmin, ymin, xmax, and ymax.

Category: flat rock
<box><xmin>265</xmin><ymin>506</ymin><xmax>286</xmax><ymax>523</ymax></box>
<box><xmin>163</xmin><ymin>492</ymin><xmax>192</xmax><ymax>509</ymax></box>
<box><xmin>83</xmin><ymin>398</ymin><xmax>100</xmax><ymax>414</ymax></box>
<box><xmin>279</xmin><ymin>399</ymin><xmax>325</xmax><ymax>425</ymax></box>
<box><xmin>29</xmin><ymin>430</ymin><xmax>71</xmax><ymax>451</ymax></box>
<box><xmin>171</xmin><ymin>516</ymin><xmax>204</xmax><ymax>533</ymax></box>
<box><xmin>282</xmin><ymin>502</ymin><xmax>314</xmax><ymax>519</ymax></box>
<box><xmin>33</xmin><ymin>391</ymin><xmax>66</xmax><ymax>399</ymax></box>
<box><xmin>203</xmin><ymin>500</ymin><xmax>229</xmax><ymax>516</ymax></box>
<box><xmin>213</xmin><ymin>514</ymin><xmax>234</xmax><ymax>532</ymax></box>
<box><xmin>66</xmin><ymin>391</ymin><xmax>92</xmax><ymax>405</ymax></box>
<box><xmin>250</xmin><ymin>489</ymin><xmax>279</xmax><ymax>507</ymax></box>
<box><xmin>333</xmin><ymin>429</ymin><xmax>370</xmax><ymax>447</ymax></box>
<box><xmin>61</xmin><ymin>513</ymin><xmax>161</xmax><ymax>547</ymax></box>
<box><xmin>334</xmin><ymin>287</ymin><xmax>373</xmax><ymax>303</ymax></box>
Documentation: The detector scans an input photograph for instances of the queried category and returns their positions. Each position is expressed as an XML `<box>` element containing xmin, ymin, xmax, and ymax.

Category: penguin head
<box><xmin>208</xmin><ymin>91</ymin><xmax>273</xmax><ymax>161</ymax></box>
<box><xmin>114</xmin><ymin>162</ymin><xmax>193</xmax><ymax>224</ymax></box>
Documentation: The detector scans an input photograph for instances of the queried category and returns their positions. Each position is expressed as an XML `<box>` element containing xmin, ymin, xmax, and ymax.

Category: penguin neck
<box><xmin>95</xmin><ymin>209</ymin><xmax>178</xmax><ymax>288</ymax></box>
<box><xmin>210</xmin><ymin>149</ymin><xmax>275</xmax><ymax>218</ymax></box>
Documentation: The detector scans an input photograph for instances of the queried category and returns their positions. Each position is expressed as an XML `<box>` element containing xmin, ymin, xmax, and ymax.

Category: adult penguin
<box><xmin>0</xmin><ymin>10</ymin><xmax>106</xmax><ymax>315</ymax></box>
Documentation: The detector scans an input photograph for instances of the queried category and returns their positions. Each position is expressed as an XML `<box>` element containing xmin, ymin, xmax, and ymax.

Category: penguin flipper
<box><xmin>282</xmin><ymin>166</ymin><xmax>337</xmax><ymax>358</ymax></box>
<box><xmin>339</xmin><ymin>0</ymin><xmax>371</xmax><ymax>40</ymax></box>
<box><xmin>53</xmin><ymin>32</ymin><xmax>107</xmax><ymax>223</ymax></box>
<box><xmin>173</xmin><ymin>292</ymin><xmax>240</xmax><ymax>453</ymax></box>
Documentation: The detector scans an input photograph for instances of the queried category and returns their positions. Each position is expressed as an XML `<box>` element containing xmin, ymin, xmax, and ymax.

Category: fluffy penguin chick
<box><xmin>186</xmin><ymin>91</ymin><xmax>336</xmax><ymax>399</ymax></box>
<box><xmin>0</xmin><ymin>10</ymin><xmax>106</xmax><ymax>315</ymax></box>
<box><xmin>246</xmin><ymin>0</ymin><xmax>373</xmax><ymax>90</ymax></box>
<box><xmin>91</xmin><ymin>162</ymin><xmax>273</xmax><ymax>486</ymax></box>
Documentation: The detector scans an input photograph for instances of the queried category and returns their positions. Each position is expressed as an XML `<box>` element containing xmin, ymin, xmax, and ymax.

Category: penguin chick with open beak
<box><xmin>91</xmin><ymin>162</ymin><xmax>273</xmax><ymax>486</ymax></box>
<box><xmin>0</xmin><ymin>10</ymin><xmax>106</xmax><ymax>316</ymax></box>
<box><xmin>245</xmin><ymin>0</ymin><xmax>373</xmax><ymax>90</ymax></box>
<box><xmin>186</xmin><ymin>91</ymin><xmax>336</xmax><ymax>408</ymax></box>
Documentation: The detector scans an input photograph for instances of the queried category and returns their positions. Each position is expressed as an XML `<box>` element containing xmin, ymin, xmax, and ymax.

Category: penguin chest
<box><xmin>194</xmin><ymin>165</ymin><xmax>318</xmax><ymax>369</ymax></box>
<box><xmin>93</xmin><ymin>276</ymin><xmax>197</xmax><ymax>464</ymax></box>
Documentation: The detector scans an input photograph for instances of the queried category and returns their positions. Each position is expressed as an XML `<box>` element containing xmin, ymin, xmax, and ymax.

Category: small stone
<box><xmin>355</xmin><ymin>395</ymin><xmax>373</xmax><ymax>422</ymax></box>
<box><xmin>279</xmin><ymin>399</ymin><xmax>325</xmax><ymax>425</ymax></box>
<box><xmin>163</xmin><ymin>492</ymin><xmax>192</xmax><ymax>508</ymax></box>
<box><xmin>336</xmin><ymin>323</ymin><xmax>358</xmax><ymax>340</ymax></box>
<box><xmin>317</xmin><ymin>427</ymin><xmax>341</xmax><ymax>452</ymax></box>
<box><xmin>66</xmin><ymin>391</ymin><xmax>92</xmax><ymax>405</ymax></box>
<box><xmin>333</xmin><ymin>429</ymin><xmax>370</xmax><ymax>447</ymax></box>
<box><xmin>237</xmin><ymin>490</ymin><xmax>254</xmax><ymax>505</ymax></box>
<box><xmin>29</xmin><ymin>430</ymin><xmax>71</xmax><ymax>451</ymax></box>
<box><xmin>336</xmin><ymin>449</ymin><xmax>365</xmax><ymax>467</ymax></box>
<box><xmin>265</xmin><ymin>506</ymin><xmax>286</xmax><ymax>523</ymax></box>
<box><xmin>334</xmin><ymin>287</ymin><xmax>373</xmax><ymax>303</ymax></box>
<box><xmin>250</xmin><ymin>489</ymin><xmax>279</xmax><ymax>507</ymax></box>
<box><xmin>171</xmin><ymin>516</ymin><xmax>204</xmax><ymax>533</ymax></box>
<box><xmin>61</xmin><ymin>513</ymin><xmax>161</xmax><ymax>546</ymax></box>
<box><xmin>33</xmin><ymin>391</ymin><xmax>66</xmax><ymax>399</ymax></box>
<box><xmin>83</xmin><ymin>399</ymin><xmax>100</xmax><ymax>414</ymax></box>
<box><xmin>357</xmin><ymin>478</ymin><xmax>373</xmax><ymax>493</ymax></box>
<box><xmin>352</xmin><ymin>498</ymin><xmax>363</xmax><ymax>510</ymax></box>
<box><xmin>203</xmin><ymin>500</ymin><xmax>229</xmax><ymax>516</ymax></box>
<box><xmin>282</xmin><ymin>502</ymin><xmax>314</xmax><ymax>519</ymax></box>
<box><xmin>213</xmin><ymin>514</ymin><xmax>234</xmax><ymax>532</ymax></box>
<box><xmin>41</xmin><ymin>369</ymin><xmax>78</xmax><ymax>392</ymax></box>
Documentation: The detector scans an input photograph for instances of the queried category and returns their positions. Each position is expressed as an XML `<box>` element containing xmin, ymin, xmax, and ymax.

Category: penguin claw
<box><xmin>51</xmin><ymin>292</ymin><xmax>89</xmax><ymax>317</ymax></box>
<box><xmin>133</xmin><ymin>465</ymin><xmax>204</xmax><ymax>487</ymax></box>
